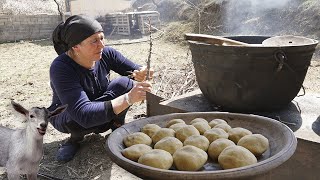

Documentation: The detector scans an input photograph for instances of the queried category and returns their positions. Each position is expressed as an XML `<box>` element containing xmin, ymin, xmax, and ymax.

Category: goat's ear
<box><xmin>48</xmin><ymin>104</ymin><xmax>68</xmax><ymax>118</ymax></box>
<box><xmin>11</xmin><ymin>101</ymin><xmax>29</xmax><ymax>116</ymax></box>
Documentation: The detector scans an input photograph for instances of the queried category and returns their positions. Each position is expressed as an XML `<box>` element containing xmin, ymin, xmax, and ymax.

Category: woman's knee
<box><xmin>108</xmin><ymin>77</ymin><xmax>134</xmax><ymax>94</ymax></box>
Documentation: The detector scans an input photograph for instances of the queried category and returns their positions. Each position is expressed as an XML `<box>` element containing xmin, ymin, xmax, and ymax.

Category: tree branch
<box><xmin>151</xmin><ymin>0</ymin><xmax>158</xmax><ymax>7</ymax></box>
<box><xmin>54</xmin><ymin>0</ymin><xmax>64</xmax><ymax>21</ymax></box>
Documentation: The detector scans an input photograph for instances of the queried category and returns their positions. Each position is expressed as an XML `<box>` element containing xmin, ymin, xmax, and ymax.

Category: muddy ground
<box><xmin>0</xmin><ymin>29</ymin><xmax>319</xmax><ymax>180</ymax></box>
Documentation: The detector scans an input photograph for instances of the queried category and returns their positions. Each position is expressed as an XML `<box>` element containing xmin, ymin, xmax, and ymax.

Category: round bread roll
<box><xmin>237</xmin><ymin>134</ymin><xmax>269</xmax><ymax>156</ymax></box>
<box><xmin>208</xmin><ymin>138</ymin><xmax>235</xmax><ymax>160</ymax></box>
<box><xmin>192</xmin><ymin>122</ymin><xmax>211</xmax><ymax>135</ymax></box>
<box><xmin>169</xmin><ymin>123</ymin><xmax>188</xmax><ymax>132</ymax></box>
<box><xmin>175</xmin><ymin>125</ymin><xmax>200</xmax><ymax>142</ymax></box>
<box><xmin>151</xmin><ymin>128</ymin><xmax>175</xmax><ymax>144</ymax></box>
<box><xmin>138</xmin><ymin>149</ymin><xmax>173</xmax><ymax>170</ymax></box>
<box><xmin>203</xmin><ymin>128</ymin><xmax>229</xmax><ymax>143</ymax></box>
<box><xmin>173</xmin><ymin>145</ymin><xmax>208</xmax><ymax>171</ymax></box>
<box><xmin>184</xmin><ymin>135</ymin><xmax>210</xmax><ymax>151</ymax></box>
<box><xmin>154</xmin><ymin>137</ymin><xmax>183</xmax><ymax>155</ymax></box>
<box><xmin>141</xmin><ymin>124</ymin><xmax>161</xmax><ymax>137</ymax></box>
<box><xmin>166</xmin><ymin>119</ymin><xmax>185</xmax><ymax>128</ymax></box>
<box><xmin>190</xmin><ymin>118</ymin><xmax>208</xmax><ymax>125</ymax></box>
<box><xmin>123</xmin><ymin>132</ymin><xmax>152</xmax><ymax>147</ymax></box>
<box><xmin>228</xmin><ymin>127</ymin><xmax>252</xmax><ymax>144</ymax></box>
<box><xmin>209</xmin><ymin>118</ymin><xmax>228</xmax><ymax>128</ymax></box>
<box><xmin>218</xmin><ymin>145</ymin><xmax>257</xmax><ymax>169</ymax></box>
<box><xmin>214</xmin><ymin>123</ymin><xmax>232</xmax><ymax>132</ymax></box>
<box><xmin>122</xmin><ymin>144</ymin><xmax>153</xmax><ymax>161</ymax></box>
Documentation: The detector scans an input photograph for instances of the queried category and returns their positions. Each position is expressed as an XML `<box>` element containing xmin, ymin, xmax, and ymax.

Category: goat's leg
<box><xmin>26</xmin><ymin>173</ymin><xmax>37</xmax><ymax>180</ymax></box>
<box><xmin>7</xmin><ymin>173</ymin><xmax>20</xmax><ymax>180</ymax></box>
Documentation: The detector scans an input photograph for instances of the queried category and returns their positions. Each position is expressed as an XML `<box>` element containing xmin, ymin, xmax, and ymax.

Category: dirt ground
<box><xmin>0</xmin><ymin>30</ymin><xmax>319</xmax><ymax>179</ymax></box>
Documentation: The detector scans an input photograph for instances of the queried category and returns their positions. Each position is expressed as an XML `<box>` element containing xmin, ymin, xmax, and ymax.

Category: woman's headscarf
<box><xmin>52</xmin><ymin>15</ymin><xmax>104</xmax><ymax>55</ymax></box>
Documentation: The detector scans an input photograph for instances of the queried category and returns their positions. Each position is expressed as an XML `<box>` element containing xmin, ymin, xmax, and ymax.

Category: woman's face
<box><xmin>76</xmin><ymin>32</ymin><xmax>105</xmax><ymax>61</ymax></box>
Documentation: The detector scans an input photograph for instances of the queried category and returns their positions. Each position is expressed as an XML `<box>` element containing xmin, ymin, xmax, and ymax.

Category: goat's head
<box><xmin>11</xmin><ymin>101</ymin><xmax>67</xmax><ymax>137</ymax></box>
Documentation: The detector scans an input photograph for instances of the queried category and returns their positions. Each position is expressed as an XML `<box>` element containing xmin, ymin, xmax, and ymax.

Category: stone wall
<box><xmin>0</xmin><ymin>14</ymin><xmax>61</xmax><ymax>43</ymax></box>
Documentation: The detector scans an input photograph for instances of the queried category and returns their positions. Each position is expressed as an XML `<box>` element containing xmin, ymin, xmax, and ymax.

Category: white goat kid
<box><xmin>0</xmin><ymin>101</ymin><xmax>67</xmax><ymax>180</ymax></box>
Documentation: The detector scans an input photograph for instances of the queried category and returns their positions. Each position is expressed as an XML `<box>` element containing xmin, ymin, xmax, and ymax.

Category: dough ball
<box><xmin>173</xmin><ymin>145</ymin><xmax>208</xmax><ymax>171</ymax></box>
<box><xmin>122</xmin><ymin>144</ymin><xmax>153</xmax><ymax>161</ymax></box>
<box><xmin>192</xmin><ymin>122</ymin><xmax>211</xmax><ymax>135</ymax></box>
<box><xmin>175</xmin><ymin>125</ymin><xmax>200</xmax><ymax>142</ymax></box>
<box><xmin>123</xmin><ymin>132</ymin><xmax>152</xmax><ymax>147</ymax></box>
<box><xmin>203</xmin><ymin>128</ymin><xmax>229</xmax><ymax>143</ymax></box>
<box><xmin>166</xmin><ymin>119</ymin><xmax>185</xmax><ymax>128</ymax></box>
<box><xmin>209</xmin><ymin>118</ymin><xmax>228</xmax><ymax>128</ymax></box>
<box><xmin>208</xmin><ymin>138</ymin><xmax>235</xmax><ymax>160</ymax></box>
<box><xmin>228</xmin><ymin>127</ymin><xmax>252</xmax><ymax>144</ymax></box>
<box><xmin>152</xmin><ymin>128</ymin><xmax>175</xmax><ymax>144</ymax></box>
<box><xmin>154</xmin><ymin>137</ymin><xmax>183</xmax><ymax>155</ymax></box>
<box><xmin>184</xmin><ymin>135</ymin><xmax>210</xmax><ymax>151</ymax></box>
<box><xmin>214</xmin><ymin>123</ymin><xmax>232</xmax><ymax>132</ymax></box>
<box><xmin>218</xmin><ymin>145</ymin><xmax>257</xmax><ymax>169</ymax></box>
<box><xmin>141</xmin><ymin>124</ymin><xmax>161</xmax><ymax>137</ymax></box>
<box><xmin>138</xmin><ymin>149</ymin><xmax>173</xmax><ymax>170</ymax></box>
<box><xmin>190</xmin><ymin>118</ymin><xmax>208</xmax><ymax>125</ymax></box>
<box><xmin>237</xmin><ymin>134</ymin><xmax>269</xmax><ymax>156</ymax></box>
<box><xmin>169</xmin><ymin>123</ymin><xmax>188</xmax><ymax>132</ymax></box>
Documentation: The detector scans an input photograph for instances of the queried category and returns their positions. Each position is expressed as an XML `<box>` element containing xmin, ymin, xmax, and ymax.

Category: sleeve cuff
<box><xmin>104</xmin><ymin>101</ymin><xmax>116</xmax><ymax>122</ymax></box>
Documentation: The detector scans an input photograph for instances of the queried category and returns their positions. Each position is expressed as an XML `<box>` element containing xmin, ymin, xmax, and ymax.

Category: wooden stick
<box><xmin>141</xmin><ymin>18</ymin><xmax>153</xmax><ymax>105</ymax></box>
<box><xmin>185</xmin><ymin>33</ymin><xmax>250</xmax><ymax>46</ymax></box>
<box><xmin>146</xmin><ymin>17</ymin><xmax>153</xmax><ymax>80</ymax></box>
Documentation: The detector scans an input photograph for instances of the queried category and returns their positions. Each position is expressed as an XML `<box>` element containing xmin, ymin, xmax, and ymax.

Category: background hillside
<box><xmin>131</xmin><ymin>0</ymin><xmax>320</xmax><ymax>56</ymax></box>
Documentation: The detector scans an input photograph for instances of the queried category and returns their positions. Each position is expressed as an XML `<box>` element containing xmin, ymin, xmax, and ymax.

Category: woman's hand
<box><xmin>127</xmin><ymin>82</ymin><xmax>152</xmax><ymax>103</ymax></box>
<box><xmin>111</xmin><ymin>82</ymin><xmax>152</xmax><ymax>115</ymax></box>
<box><xmin>132</xmin><ymin>66</ymin><xmax>154</xmax><ymax>82</ymax></box>
<box><xmin>111</xmin><ymin>82</ymin><xmax>151</xmax><ymax>127</ymax></box>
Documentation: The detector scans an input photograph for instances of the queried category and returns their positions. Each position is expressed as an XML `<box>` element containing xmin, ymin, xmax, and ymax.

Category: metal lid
<box><xmin>262</xmin><ymin>35</ymin><xmax>318</xmax><ymax>46</ymax></box>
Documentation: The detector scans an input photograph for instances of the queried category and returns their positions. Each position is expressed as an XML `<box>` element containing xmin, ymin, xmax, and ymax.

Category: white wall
<box><xmin>70</xmin><ymin>0</ymin><xmax>131</xmax><ymax>17</ymax></box>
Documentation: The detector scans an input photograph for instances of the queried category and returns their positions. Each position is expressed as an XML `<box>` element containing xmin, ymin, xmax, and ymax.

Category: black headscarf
<box><xmin>52</xmin><ymin>15</ymin><xmax>104</xmax><ymax>55</ymax></box>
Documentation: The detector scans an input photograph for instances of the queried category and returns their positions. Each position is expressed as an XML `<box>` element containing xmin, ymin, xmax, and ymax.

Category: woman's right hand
<box><xmin>127</xmin><ymin>82</ymin><xmax>152</xmax><ymax>104</ymax></box>
<box><xmin>111</xmin><ymin>82</ymin><xmax>152</xmax><ymax>115</ymax></box>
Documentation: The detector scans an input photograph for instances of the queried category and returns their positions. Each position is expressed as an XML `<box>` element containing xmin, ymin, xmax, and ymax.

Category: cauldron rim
<box><xmin>188</xmin><ymin>35</ymin><xmax>318</xmax><ymax>47</ymax></box>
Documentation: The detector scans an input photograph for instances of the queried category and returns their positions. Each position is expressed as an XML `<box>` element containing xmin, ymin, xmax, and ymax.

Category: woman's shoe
<box><xmin>56</xmin><ymin>141</ymin><xmax>80</xmax><ymax>162</ymax></box>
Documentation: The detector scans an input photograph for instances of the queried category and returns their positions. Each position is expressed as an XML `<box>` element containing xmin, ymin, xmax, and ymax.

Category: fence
<box><xmin>105</xmin><ymin>11</ymin><xmax>161</xmax><ymax>36</ymax></box>
<box><xmin>0</xmin><ymin>14</ymin><xmax>62</xmax><ymax>43</ymax></box>
<box><xmin>136</xmin><ymin>12</ymin><xmax>160</xmax><ymax>34</ymax></box>
<box><xmin>106</xmin><ymin>13</ymin><xmax>131</xmax><ymax>35</ymax></box>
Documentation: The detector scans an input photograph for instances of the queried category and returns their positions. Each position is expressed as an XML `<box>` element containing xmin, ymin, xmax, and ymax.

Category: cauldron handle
<box><xmin>274</xmin><ymin>50</ymin><xmax>306</xmax><ymax>97</ymax></box>
<box><xmin>274</xmin><ymin>50</ymin><xmax>286</xmax><ymax>72</ymax></box>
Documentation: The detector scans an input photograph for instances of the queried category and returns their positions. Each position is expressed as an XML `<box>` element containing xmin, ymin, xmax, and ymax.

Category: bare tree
<box><xmin>54</xmin><ymin>0</ymin><xmax>65</xmax><ymax>21</ymax></box>
<box><xmin>151</xmin><ymin>0</ymin><xmax>158</xmax><ymax>7</ymax></box>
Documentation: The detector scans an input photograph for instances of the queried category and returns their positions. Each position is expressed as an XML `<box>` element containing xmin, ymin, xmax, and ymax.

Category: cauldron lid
<box><xmin>262</xmin><ymin>35</ymin><xmax>317</xmax><ymax>46</ymax></box>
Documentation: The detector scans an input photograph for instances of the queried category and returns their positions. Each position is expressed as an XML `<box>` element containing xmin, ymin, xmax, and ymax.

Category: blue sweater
<box><xmin>49</xmin><ymin>46</ymin><xmax>140</xmax><ymax>130</ymax></box>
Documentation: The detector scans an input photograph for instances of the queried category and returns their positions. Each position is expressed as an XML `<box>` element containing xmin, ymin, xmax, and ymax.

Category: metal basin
<box><xmin>105</xmin><ymin>112</ymin><xmax>297</xmax><ymax>179</ymax></box>
<box><xmin>188</xmin><ymin>36</ymin><xmax>318</xmax><ymax>112</ymax></box>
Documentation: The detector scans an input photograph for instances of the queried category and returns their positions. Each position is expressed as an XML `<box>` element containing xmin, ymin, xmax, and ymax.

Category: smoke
<box><xmin>244</xmin><ymin>0</ymin><xmax>292</xmax><ymax>11</ymax></box>
<box><xmin>222</xmin><ymin>0</ymin><xmax>297</xmax><ymax>35</ymax></box>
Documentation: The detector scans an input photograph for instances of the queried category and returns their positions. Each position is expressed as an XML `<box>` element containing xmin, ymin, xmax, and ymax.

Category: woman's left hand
<box><xmin>132</xmin><ymin>66</ymin><xmax>154</xmax><ymax>82</ymax></box>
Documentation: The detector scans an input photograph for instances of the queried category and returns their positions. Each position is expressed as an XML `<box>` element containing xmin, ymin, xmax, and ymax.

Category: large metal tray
<box><xmin>105</xmin><ymin>112</ymin><xmax>297</xmax><ymax>179</ymax></box>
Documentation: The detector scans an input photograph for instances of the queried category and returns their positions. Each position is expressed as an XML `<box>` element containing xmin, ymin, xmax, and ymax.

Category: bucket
<box><xmin>188</xmin><ymin>35</ymin><xmax>318</xmax><ymax>112</ymax></box>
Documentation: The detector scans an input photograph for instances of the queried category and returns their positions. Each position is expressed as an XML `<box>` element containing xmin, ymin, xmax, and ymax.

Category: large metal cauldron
<box><xmin>188</xmin><ymin>36</ymin><xmax>318</xmax><ymax>112</ymax></box>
